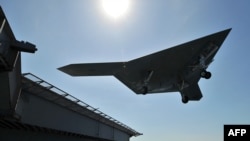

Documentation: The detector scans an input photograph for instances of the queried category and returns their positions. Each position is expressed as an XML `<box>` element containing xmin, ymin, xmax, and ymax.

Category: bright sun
<box><xmin>102</xmin><ymin>0</ymin><xmax>130</xmax><ymax>19</ymax></box>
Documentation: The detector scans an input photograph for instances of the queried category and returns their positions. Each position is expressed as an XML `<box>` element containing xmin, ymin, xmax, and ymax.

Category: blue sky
<box><xmin>1</xmin><ymin>0</ymin><xmax>250</xmax><ymax>140</ymax></box>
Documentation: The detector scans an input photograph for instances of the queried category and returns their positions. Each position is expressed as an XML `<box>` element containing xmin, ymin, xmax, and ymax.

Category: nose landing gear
<box><xmin>200</xmin><ymin>70</ymin><xmax>211</xmax><ymax>79</ymax></box>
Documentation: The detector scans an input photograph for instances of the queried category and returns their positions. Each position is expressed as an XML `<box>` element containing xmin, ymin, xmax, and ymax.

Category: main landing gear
<box><xmin>141</xmin><ymin>70</ymin><xmax>154</xmax><ymax>94</ymax></box>
<box><xmin>141</xmin><ymin>86</ymin><xmax>148</xmax><ymax>95</ymax></box>
<box><xmin>181</xmin><ymin>95</ymin><xmax>189</xmax><ymax>104</ymax></box>
<box><xmin>200</xmin><ymin>70</ymin><xmax>212</xmax><ymax>79</ymax></box>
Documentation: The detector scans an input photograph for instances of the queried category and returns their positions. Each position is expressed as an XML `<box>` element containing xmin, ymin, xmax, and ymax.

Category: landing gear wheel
<box><xmin>201</xmin><ymin>70</ymin><xmax>212</xmax><ymax>79</ymax></box>
<box><xmin>182</xmin><ymin>96</ymin><xmax>189</xmax><ymax>104</ymax></box>
<box><xmin>141</xmin><ymin>86</ymin><xmax>148</xmax><ymax>95</ymax></box>
<box><xmin>205</xmin><ymin>71</ymin><xmax>211</xmax><ymax>79</ymax></box>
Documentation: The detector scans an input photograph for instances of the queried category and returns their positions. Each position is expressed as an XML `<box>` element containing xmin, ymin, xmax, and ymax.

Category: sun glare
<box><xmin>102</xmin><ymin>0</ymin><xmax>130</xmax><ymax>19</ymax></box>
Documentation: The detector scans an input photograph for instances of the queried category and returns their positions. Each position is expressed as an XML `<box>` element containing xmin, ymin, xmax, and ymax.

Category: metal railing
<box><xmin>22</xmin><ymin>73</ymin><xmax>142</xmax><ymax>136</ymax></box>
